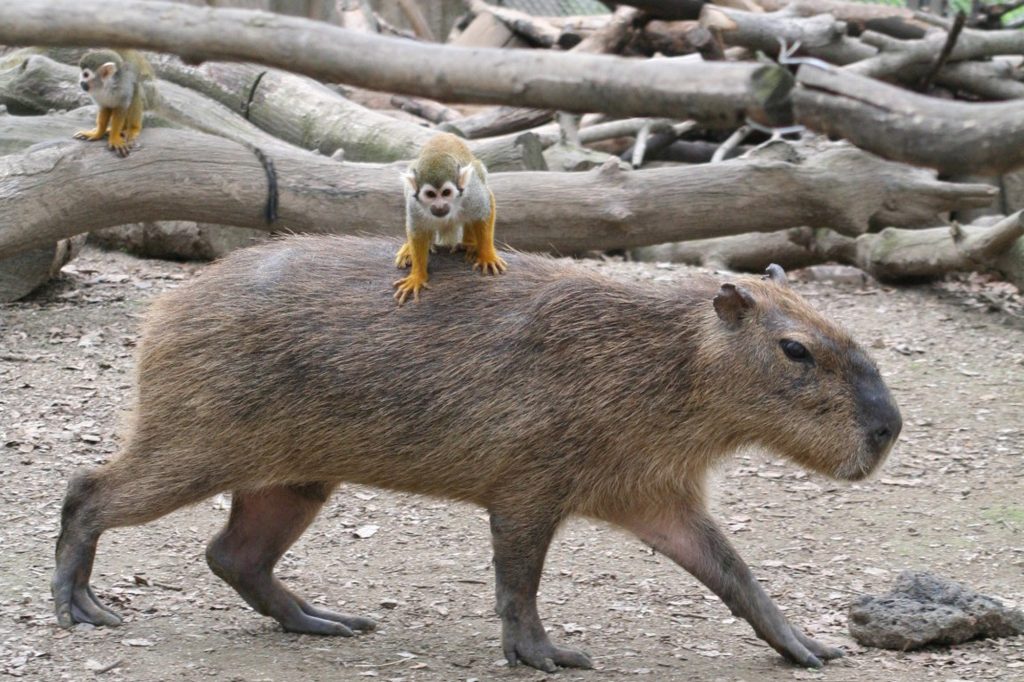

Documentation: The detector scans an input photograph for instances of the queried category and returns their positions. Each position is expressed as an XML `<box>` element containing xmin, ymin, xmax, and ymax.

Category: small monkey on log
<box><xmin>73</xmin><ymin>49</ymin><xmax>153</xmax><ymax>157</ymax></box>
<box><xmin>394</xmin><ymin>133</ymin><xmax>507</xmax><ymax>304</ymax></box>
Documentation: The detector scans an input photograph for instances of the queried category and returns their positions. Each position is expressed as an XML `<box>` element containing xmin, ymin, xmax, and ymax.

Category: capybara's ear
<box><xmin>713</xmin><ymin>283</ymin><xmax>756</xmax><ymax>328</ymax></box>
<box><xmin>763</xmin><ymin>263</ymin><xmax>788</xmax><ymax>285</ymax></box>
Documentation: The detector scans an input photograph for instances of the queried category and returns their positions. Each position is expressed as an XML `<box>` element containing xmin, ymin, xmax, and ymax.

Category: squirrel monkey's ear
<box><xmin>401</xmin><ymin>169</ymin><xmax>418</xmax><ymax>193</ymax></box>
<box><xmin>457</xmin><ymin>164</ymin><xmax>474</xmax><ymax>191</ymax></box>
<box><xmin>98</xmin><ymin>62</ymin><xmax>118</xmax><ymax>79</ymax></box>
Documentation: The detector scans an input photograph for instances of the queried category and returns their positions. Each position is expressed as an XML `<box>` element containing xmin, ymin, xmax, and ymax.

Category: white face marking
<box><xmin>418</xmin><ymin>181</ymin><xmax>460</xmax><ymax>220</ymax></box>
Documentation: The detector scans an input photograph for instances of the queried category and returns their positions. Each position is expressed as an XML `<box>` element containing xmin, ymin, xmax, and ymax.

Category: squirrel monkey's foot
<box><xmin>73</xmin><ymin>129</ymin><xmax>106</xmax><ymax>141</ymax></box>
<box><xmin>393</xmin><ymin>274</ymin><xmax>430</xmax><ymax>305</ymax></box>
<box><xmin>473</xmin><ymin>251</ymin><xmax>508</xmax><ymax>276</ymax></box>
<box><xmin>108</xmin><ymin>134</ymin><xmax>132</xmax><ymax>157</ymax></box>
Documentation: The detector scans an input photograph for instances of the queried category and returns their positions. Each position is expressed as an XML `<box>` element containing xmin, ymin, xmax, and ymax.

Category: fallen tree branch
<box><xmin>0</xmin><ymin>129</ymin><xmax>995</xmax><ymax>258</ymax></box>
<box><xmin>795</xmin><ymin>65</ymin><xmax>1024</xmax><ymax>175</ymax></box>
<box><xmin>634</xmin><ymin>211</ymin><xmax>1024</xmax><ymax>288</ymax></box>
<box><xmin>699</xmin><ymin>6</ymin><xmax>1021</xmax><ymax>100</ymax></box>
<box><xmin>700</xmin><ymin>5</ymin><xmax>874</xmax><ymax>64</ymax></box>
<box><xmin>918</xmin><ymin>11</ymin><xmax>965</xmax><ymax>91</ymax></box>
<box><xmin>0</xmin><ymin>0</ymin><xmax>790</xmax><ymax>127</ymax></box>
<box><xmin>849</xmin><ymin>24</ymin><xmax>1024</xmax><ymax>80</ymax></box>
<box><xmin>466</xmin><ymin>0</ymin><xmax>561</xmax><ymax>47</ymax></box>
<box><xmin>755</xmin><ymin>0</ymin><xmax>926</xmax><ymax>36</ymax></box>
<box><xmin>606</xmin><ymin>0</ymin><xmax>707</xmax><ymax>21</ymax></box>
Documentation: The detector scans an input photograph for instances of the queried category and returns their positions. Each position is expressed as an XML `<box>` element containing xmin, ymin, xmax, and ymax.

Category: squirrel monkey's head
<box><xmin>403</xmin><ymin>153</ymin><xmax>475</xmax><ymax>221</ymax></box>
<box><xmin>78</xmin><ymin>50</ymin><xmax>124</xmax><ymax>96</ymax></box>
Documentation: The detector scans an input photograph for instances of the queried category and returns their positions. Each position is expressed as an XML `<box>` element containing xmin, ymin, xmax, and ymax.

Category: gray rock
<box><xmin>849</xmin><ymin>570</ymin><xmax>1024</xmax><ymax>650</ymax></box>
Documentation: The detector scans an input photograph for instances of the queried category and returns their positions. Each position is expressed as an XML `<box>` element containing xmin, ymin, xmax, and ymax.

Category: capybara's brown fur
<box><xmin>54</xmin><ymin>236</ymin><xmax>901</xmax><ymax>672</ymax></box>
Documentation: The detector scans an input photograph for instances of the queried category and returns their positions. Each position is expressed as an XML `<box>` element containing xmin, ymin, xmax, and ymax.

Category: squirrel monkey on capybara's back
<box><xmin>393</xmin><ymin>133</ymin><xmax>507</xmax><ymax>304</ymax></box>
<box><xmin>74</xmin><ymin>49</ymin><xmax>153</xmax><ymax>157</ymax></box>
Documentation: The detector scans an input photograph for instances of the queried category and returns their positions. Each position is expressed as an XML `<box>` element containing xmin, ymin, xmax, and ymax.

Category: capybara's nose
<box><xmin>867</xmin><ymin>403</ymin><xmax>902</xmax><ymax>457</ymax></box>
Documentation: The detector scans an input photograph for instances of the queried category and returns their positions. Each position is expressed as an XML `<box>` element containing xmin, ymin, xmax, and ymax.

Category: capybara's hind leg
<box><xmin>53</xmin><ymin>462</ymin><xmax>215</xmax><ymax>628</ymax></box>
<box><xmin>205</xmin><ymin>483</ymin><xmax>375</xmax><ymax>636</ymax></box>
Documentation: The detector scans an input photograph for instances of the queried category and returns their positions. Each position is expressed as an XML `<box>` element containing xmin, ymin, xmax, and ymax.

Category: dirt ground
<box><xmin>1</xmin><ymin>243</ymin><xmax>1022</xmax><ymax>682</ymax></box>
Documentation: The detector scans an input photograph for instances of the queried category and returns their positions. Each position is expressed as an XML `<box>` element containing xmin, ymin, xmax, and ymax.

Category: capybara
<box><xmin>53</xmin><ymin>236</ymin><xmax>901</xmax><ymax>672</ymax></box>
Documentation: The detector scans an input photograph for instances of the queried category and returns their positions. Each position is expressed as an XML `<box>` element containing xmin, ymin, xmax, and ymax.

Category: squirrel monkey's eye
<box><xmin>441</xmin><ymin>188</ymin><xmax>452</xmax><ymax>198</ymax></box>
<box><xmin>423</xmin><ymin>189</ymin><xmax>436</xmax><ymax>200</ymax></box>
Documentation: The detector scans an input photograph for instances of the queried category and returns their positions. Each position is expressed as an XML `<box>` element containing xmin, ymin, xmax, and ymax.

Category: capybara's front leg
<box><xmin>627</xmin><ymin>509</ymin><xmax>843</xmax><ymax>668</ymax></box>
<box><xmin>489</xmin><ymin>510</ymin><xmax>593</xmax><ymax>673</ymax></box>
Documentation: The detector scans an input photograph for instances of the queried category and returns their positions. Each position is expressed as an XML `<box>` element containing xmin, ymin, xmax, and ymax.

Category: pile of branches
<box><xmin>0</xmin><ymin>0</ymin><xmax>1022</xmax><ymax>301</ymax></box>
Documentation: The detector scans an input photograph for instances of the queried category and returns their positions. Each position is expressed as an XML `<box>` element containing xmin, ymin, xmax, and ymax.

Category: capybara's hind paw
<box><xmin>279</xmin><ymin>604</ymin><xmax>376</xmax><ymax>636</ymax></box>
<box><xmin>55</xmin><ymin>586</ymin><xmax>123</xmax><ymax>628</ymax></box>
<box><xmin>769</xmin><ymin>624</ymin><xmax>844</xmax><ymax>668</ymax></box>
<box><xmin>793</xmin><ymin>629</ymin><xmax>843</xmax><ymax>663</ymax></box>
<box><xmin>503</xmin><ymin>634</ymin><xmax>593</xmax><ymax>672</ymax></box>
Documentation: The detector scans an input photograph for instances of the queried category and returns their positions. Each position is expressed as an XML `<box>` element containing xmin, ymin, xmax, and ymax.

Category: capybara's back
<box><xmin>54</xmin><ymin>235</ymin><xmax>901</xmax><ymax>672</ymax></box>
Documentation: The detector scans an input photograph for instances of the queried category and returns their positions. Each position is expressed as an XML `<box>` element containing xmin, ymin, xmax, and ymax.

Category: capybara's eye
<box><xmin>780</xmin><ymin>339</ymin><xmax>811</xmax><ymax>363</ymax></box>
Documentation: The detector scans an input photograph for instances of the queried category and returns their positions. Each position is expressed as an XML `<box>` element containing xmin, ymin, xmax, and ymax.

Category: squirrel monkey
<box><xmin>394</xmin><ymin>133</ymin><xmax>507</xmax><ymax>304</ymax></box>
<box><xmin>74</xmin><ymin>49</ymin><xmax>154</xmax><ymax>157</ymax></box>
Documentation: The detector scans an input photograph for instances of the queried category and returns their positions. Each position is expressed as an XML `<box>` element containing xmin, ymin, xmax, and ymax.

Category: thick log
<box><xmin>0</xmin><ymin>128</ymin><xmax>996</xmax><ymax>260</ymax></box>
<box><xmin>795</xmin><ymin>65</ymin><xmax>1024</xmax><ymax>175</ymax></box>
<box><xmin>0</xmin><ymin>0</ymin><xmax>790</xmax><ymax>127</ymax></box>
<box><xmin>145</xmin><ymin>56</ymin><xmax>544</xmax><ymax>169</ymax></box>
<box><xmin>0</xmin><ymin>235</ymin><xmax>85</xmax><ymax>302</ymax></box>
<box><xmin>0</xmin><ymin>107</ymin><xmax>96</xmax><ymax>154</ymax></box>
<box><xmin>1</xmin><ymin>53</ymin><xmax>304</xmax><ymax>155</ymax></box>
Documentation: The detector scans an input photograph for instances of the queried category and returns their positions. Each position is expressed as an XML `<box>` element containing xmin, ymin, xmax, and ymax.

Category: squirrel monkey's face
<box><xmin>79</xmin><ymin>62</ymin><xmax>117</xmax><ymax>96</ymax></box>
<box><xmin>404</xmin><ymin>163</ymin><xmax>475</xmax><ymax>222</ymax></box>
<box><xmin>416</xmin><ymin>180</ymin><xmax>460</xmax><ymax>219</ymax></box>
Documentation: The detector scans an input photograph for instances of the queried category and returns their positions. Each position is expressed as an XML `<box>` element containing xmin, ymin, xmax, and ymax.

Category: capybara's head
<box><xmin>700</xmin><ymin>265</ymin><xmax>901</xmax><ymax>481</ymax></box>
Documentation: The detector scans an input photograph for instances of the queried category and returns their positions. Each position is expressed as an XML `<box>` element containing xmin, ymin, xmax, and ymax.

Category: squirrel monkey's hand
<box><xmin>395</xmin><ymin>241</ymin><xmax>438</xmax><ymax>269</ymax></box>
<box><xmin>394</xmin><ymin>242</ymin><xmax>413</xmax><ymax>269</ymax></box>
<box><xmin>393</xmin><ymin>273</ymin><xmax>430</xmax><ymax>305</ymax></box>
